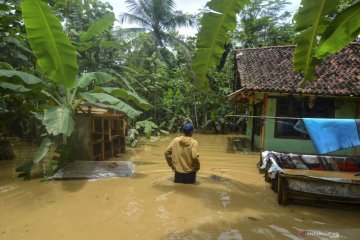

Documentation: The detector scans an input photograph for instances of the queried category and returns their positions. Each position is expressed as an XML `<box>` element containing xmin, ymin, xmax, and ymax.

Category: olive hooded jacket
<box><xmin>164</xmin><ymin>136</ymin><xmax>200</xmax><ymax>173</ymax></box>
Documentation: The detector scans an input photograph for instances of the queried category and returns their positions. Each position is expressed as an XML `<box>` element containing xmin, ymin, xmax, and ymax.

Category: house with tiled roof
<box><xmin>229</xmin><ymin>43</ymin><xmax>360</xmax><ymax>156</ymax></box>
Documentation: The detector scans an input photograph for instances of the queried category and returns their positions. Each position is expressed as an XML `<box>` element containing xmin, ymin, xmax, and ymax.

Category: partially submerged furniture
<box><xmin>259</xmin><ymin>151</ymin><xmax>360</xmax><ymax>205</ymax></box>
<box><xmin>75</xmin><ymin>102</ymin><xmax>127</xmax><ymax>161</ymax></box>
<box><xmin>278</xmin><ymin>169</ymin><xmax>360</xmax><ymax>205</ymax></box>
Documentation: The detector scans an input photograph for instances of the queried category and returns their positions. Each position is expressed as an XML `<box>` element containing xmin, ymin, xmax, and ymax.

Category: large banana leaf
<box><xmin>80</xmin><ymin>92</ymin><xmax>142</xmax><ymax>118</ymax></box>
<box><xmin>74</xmin><ymin>72</ymin><xmax>114</xmax><ymax>88</ymax></box>
<box><xmin>107</xmin><ymin>69</ymin><xmax>136</xmax><ymax>92</ymax></box>
<box><xmin>113</xmin><ymin>102</ymin><xmax>142</xmax><ymax>119</ymax></box>
<box><xmin>81</xmin><ymin>92</ymin><xmax>119</xmax><ymax>104</ymax></box>
<box><xmin>102</xmin><ymin>87</ymin><xmax>153</xmax><ymax>110</ymax></box>
<box><xmin>79</xmin><ymin>12</ymin><xmax>116</xmax><ymax>42</ymax></box>
<box><xmin>0</xmin><ymin>82</ymin><xmax>30</xmax><ymax>92</ymax></box>
<box><xmin>31</xmin><ymin>137</ymin><xmax>52</xmax><ymax>164</ymax></box>
<box><xmin>0</xmin><ymin>62</ymin><xmax>14</xmax><ymax>70</ymax></box>
<box><xmin>0</xmin><ymin>70</ymin><xmax>43</xmax><ymax>85</ymax></box>
<box><xmin>293</xmin><ymin>0</ymin><xmax>339</xmax><ymax>84</ymax></box>
<box><xmin>16</xmin><ymin>137</ymin><xmax>52</xmax><ymax>179</ymax></box>
<box><xmin>15</xmin><ymin>160</ymin><xmax>34</xmax><ymax>179</ymax></box>
<box><xmin>315</xmin><ymin>2</ymin><xmax>360</xmax><ymax>59</ymax></box>
<box><xmin>21</xmin><ymin>0</ymin><xmax>78</xmax><ymax>88</ymax></box>
<box><xmin>192</xmin><ymin>0</ymin><xmax>249</xmax><ymax>89</ymax></box>
<box><xmin>43</xmin><ymin>105</ymin><xmax>75</xmax><ymax>136</ymax></box>
<box><xmin>72</xmin><ymin>72</ymin><xmax>114</xmax><ymax>105</ymax></box>
<box><xmin>136</xmin><ymin>120</ymin><xmax>158</xmax><ymax>138</ymax></box>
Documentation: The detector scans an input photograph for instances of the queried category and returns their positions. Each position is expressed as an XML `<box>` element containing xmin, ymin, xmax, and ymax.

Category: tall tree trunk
<box><xmin>192</xmin><ymin>90</ymin><xmax>199</xmax><ymax>129</ymax></box>
<box><xmin>153</xmin><ymin>46</ymin><xmax>158</xmax><ymax>122</ymax></box>
<box><xmin>190</xmin><ymin>73</ymin><xmax>199</xmax><ymax>129</ymax></box>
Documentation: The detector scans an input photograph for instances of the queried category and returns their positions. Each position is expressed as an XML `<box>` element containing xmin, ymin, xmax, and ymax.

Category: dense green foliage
<box><xmin>1</xmin><ymin>0</ymin><xmax>357</xmax><ymax>179</ymax></box>
<box><xmin>234</xmin><ymin>0</ymin><xmax>295</xmax><ymax>48</ymax></box>
<box><xmin>0</xmin><ymin>0</ymin><xmax>32</xmax><ymax>69</ymax></box>
<box><xmin>119</xmin><ymin>0</ymin><xmax>193</xmax><ymax>49</ymax></box>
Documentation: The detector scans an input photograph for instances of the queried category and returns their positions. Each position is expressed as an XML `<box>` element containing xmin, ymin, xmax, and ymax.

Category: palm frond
<box><xmin>164</xmin><ymin>0</ymin><xmax>176</xmax><ymax>10</ymax></box>
<box><xmin>162</xmin><ymin>11</ymin><xmax>193</xmax><ymax>30</ymax></box>
<box><xmin>162</xmin><ymin>33</ymin><xmax>191</xmax><ymax>52</ymax></box>
<box><xmin>122</xmin><ymin>0</ymin><xmax>193</xmax><ymax>50</ymax></box>
<box><xmin>119</xmin><ymin>12</ymin><xmax>152</xmax><ymax>29</ymax></box>
<box><xmin>136</xmin><ymin>0</ymin><xmax>153</xmax><ymax>23</ymax></box>
<box><xmin>125</xmin><ymin>0</ymin><xmax>142</xmax><ymax>15</ymax></box>
<box><xmin>120</xmin><ymin>27</ymin><xmax>150</xmax><ymax>34</ymax></box>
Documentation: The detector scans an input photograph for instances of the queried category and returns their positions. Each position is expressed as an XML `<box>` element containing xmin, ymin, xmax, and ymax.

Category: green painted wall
<box><xmin>264</xmin><ymin>97</ymin><xmax>317</xmax><ymax>153</ymax></box>
<box><xmin>244</xmin><ymin>95</ymin><xmax>360</xmax><ymax>156</ymax></box>
<box><xmin>335</xmin><ymin>99</ymin><xmax>357</xmax><ymax>118</ymax></box>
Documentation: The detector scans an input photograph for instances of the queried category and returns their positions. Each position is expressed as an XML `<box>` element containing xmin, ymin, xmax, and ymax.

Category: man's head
<box><xmin>183</xmin><ymin>123</ymin><xmax>194</xmax><ymax>136</ymax></box>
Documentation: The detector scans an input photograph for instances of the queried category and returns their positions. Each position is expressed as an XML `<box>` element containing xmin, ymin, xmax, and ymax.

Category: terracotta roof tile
<box><xmin>235</xmin><ymin>43</ymin><xmax>360</xmax><ymax>96</ymax></box>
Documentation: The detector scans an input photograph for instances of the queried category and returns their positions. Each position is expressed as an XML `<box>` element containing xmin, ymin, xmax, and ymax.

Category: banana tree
<box><xmin>293</xmin><ymin>0</ymin><xmax>360</xmax><ymax>85</ymax></box>
<box><xmin>0</xmin><ymin>69</ymin><xmax>151</xmax><ymax>177</ymax></box>
<box><xmin>76</xmin><ymin>12</ymin><xmax>117</xmax><ymax>52</ymax></box>
<box><xmin>192</xmin><ymin>0</ymin><xmax>249</xmax><ymax>89</ymax></box>
<box><xmin>0</xmin><ymin>0</ymin><xmax>151</xmax><ymax>179</ymax></box>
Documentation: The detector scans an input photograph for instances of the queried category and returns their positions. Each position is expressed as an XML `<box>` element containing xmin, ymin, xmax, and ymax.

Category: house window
<box><xmin>275</xmin><ymin>96</ymin><xmax>335</xmax><ymax>139</ymax></box>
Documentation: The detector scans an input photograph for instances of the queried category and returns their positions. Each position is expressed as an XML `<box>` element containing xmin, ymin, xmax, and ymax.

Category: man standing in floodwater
<box><xmin>164</xmin><ymin>124</ymin><xmax>200</xmax><ymax>184</ymax></box>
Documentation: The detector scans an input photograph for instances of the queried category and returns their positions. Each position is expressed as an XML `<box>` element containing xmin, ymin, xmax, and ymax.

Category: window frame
<box><xmin>274</xmin><ymin>96</ymin><xmax>335</xmax><ymax>139</ymax></box>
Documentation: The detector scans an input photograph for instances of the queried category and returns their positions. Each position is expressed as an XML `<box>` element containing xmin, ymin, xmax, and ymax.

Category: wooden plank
<box><xmin>283</xmin><ymin>169</ymin><xmax>360</xmax><ymax>182</ymax></box>
<box><xmin>287</xmin><ymin>190</ymin><xmax>360</xmax><ymax>204</ymax></box>
<box><xmin>278</xmin><ymin>172</ymin><xmax>360</xmax><ymax>205</ymax></box>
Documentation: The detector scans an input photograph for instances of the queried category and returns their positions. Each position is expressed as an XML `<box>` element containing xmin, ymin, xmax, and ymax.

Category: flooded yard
<box><xmin>0</xmin><ymin>134</ymin><xmax>360</xmax><ymax>240</ymax></box>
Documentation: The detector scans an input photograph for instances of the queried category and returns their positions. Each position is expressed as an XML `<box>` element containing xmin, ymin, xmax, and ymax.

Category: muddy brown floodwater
<box><xmin>1</xmin><ymin>134</ymin><xmax>360</xmax><ymax>240</ymax></box>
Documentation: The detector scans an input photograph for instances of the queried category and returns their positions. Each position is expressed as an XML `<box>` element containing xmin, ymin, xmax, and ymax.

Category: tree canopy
<box><xmin>235</xmin><ymin>0</ymin><xmax>295</xmax><ymax>48</ymax></box>
<box><xmin>119</xmin><ymin>0</ymin><xmax>193</xmax><ymax>49</ymax></box>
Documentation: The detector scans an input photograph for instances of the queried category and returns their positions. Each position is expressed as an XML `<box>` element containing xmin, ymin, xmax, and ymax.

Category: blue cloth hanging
<box><xmin>302</xmin><ymin>118</ymin><xmax>360</xmax><ymax>154</ymax></box>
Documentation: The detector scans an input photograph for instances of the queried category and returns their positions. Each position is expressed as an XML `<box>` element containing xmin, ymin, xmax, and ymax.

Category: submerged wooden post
<box><xmin>278</xmin><ymin>174</ymin><xmax>288</xmax><ymax>205</ymax></box>
<box><xmin>260</xmin><ymin>94</ymin><xmax>268</xmax><ymax>151</ymax></box>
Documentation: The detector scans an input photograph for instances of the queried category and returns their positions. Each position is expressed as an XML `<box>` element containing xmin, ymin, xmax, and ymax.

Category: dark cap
<box><xmin>183</xmin><ymin>123</ymin><xmax>194</xmax><ymax>134</ymax></box>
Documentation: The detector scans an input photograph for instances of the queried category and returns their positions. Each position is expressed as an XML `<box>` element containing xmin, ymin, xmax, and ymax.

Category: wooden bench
<box><xmin>259</xmin><ymin>151</ymin><xmax>360</xmax><ymax>205</ymax></box>
<box><xmin>277</xmin><ymin>169</ymin><xmax>360</xmax><ymax>205</ymax></box>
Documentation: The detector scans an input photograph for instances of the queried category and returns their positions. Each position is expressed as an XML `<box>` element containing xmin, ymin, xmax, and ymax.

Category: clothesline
<box><xmin>226</xmin><ymin>115</ymin><xmax>360</xmax><ymax>121</ymax></box>
<box><xmin>226</xmin><ymin>115</ymin><xmax>303</xmax><ymax>120</ymax></box>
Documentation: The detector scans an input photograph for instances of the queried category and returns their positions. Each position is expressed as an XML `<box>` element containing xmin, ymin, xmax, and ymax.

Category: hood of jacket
<box><xmin>179</xmin><ymin>136</ymin><xmax>194</xmax><ymax>146</ymax></box>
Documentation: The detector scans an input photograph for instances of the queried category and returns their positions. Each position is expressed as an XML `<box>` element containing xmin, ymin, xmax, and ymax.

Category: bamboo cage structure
<box><xmin>75</xmin><ymin>102</ymin><xmax>127</xmax><ymax>161</ymax></box>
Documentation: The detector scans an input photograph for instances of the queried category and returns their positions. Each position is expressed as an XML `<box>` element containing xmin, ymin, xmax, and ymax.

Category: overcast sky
<box><xmin>101</xmin><ymin>0</ymin><xmax>301</xmax><ymax>36</ymax></box>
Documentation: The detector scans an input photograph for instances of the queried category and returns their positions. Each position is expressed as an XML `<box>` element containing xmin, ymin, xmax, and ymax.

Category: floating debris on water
<box><xmin>0</xmin><ymin>185</ymin><xmax>16</xmax><ymax>193</ymax></box>
<box><xmin>248</xmin><ymin>216</ymin><xmax>259</xmax><ymax>221</ymax></box>
<box><xmin>209</xmin><ymin>174</ymin><xmax>228</xmax><ymax>182</ymax></box>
